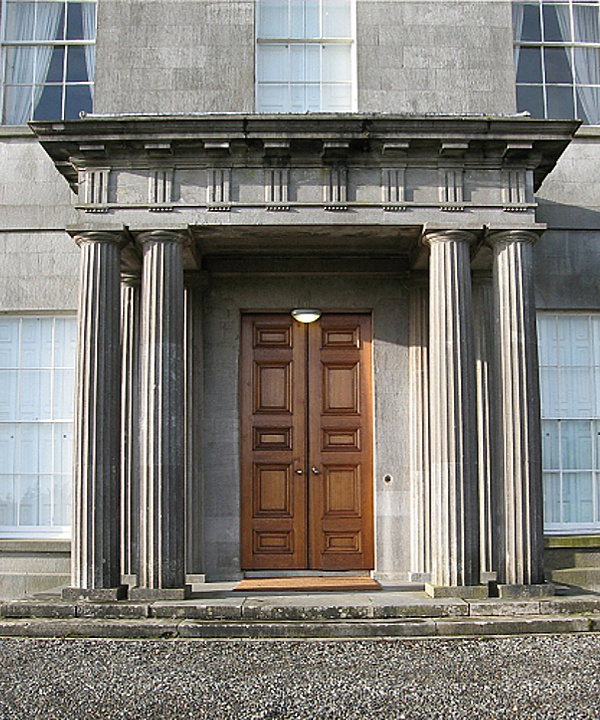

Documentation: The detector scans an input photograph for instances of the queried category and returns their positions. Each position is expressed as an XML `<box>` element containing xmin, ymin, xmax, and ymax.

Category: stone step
<box><xmin>550</xmin><ymin>568</ymin><xmax>600</xmax><ymax>591</ymax></box>
<box><xmin>0</xmin><ymin>614</ymin><xmax>598</xmax><ymax>640</ymax></box>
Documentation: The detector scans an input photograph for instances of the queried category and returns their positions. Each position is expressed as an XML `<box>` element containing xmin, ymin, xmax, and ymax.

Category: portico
<box><xmin>30</xmin><ymin>114</ymin><xmax>577</xmax><ymax>599</ymax></box>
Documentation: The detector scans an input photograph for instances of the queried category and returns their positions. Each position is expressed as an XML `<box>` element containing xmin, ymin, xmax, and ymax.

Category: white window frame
<box><xmin>538</xmin><ymin>311</ymin><xmax>600</xmax><ymax>535</ymax></box>
<box><xmin>255</xmin><ymin>0</ymin><xmax>357</xmax><ymax>113</ymax></box>
<box><xmin>0</xmin><ymin>0</ymin><xmax>97</xmax><ymax>126</ymax></box>
<box><xmin>513</xmin><ymin>0</ymin><xmax>600</xmax><ymax>125</ymax></box>
<box><xmin>0</xmin><ymin>314</ymin><xmax>76</xmax><ymax>539</ymax></box>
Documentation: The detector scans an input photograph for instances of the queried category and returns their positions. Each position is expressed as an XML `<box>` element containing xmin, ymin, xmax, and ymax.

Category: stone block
<box><xmin>62</xmin><ymin>587</ymin><xmax>127</xmax><ymax>602</ymax></box>
<box><xmin>75</xmin><ymin>603</ymin><xmax>149</xmax><ymax>619</ymax></box>
<box><xmin>150</xmin><ymin>600</ymin><xmax>243</xmax><ymax>620</ymax></box>
<box><xmin>129</xmin><ymin>586</ymin><xmax>192</xmax><ymax>601</ymax></box>
<box><xmin>0</xmin><ymin>601</ymin><xmax>76</xmax><ymax>619</ymax></box>
<box><xmin>468</xmin><ymin>601</ymin><xmax>541</xmax><ymax>617</ymax></box>
<box><xmin>425</xmin><ymin>583</ymin><xmax>489</xmax><ymax>600</ymax></box>
<box><xmin>497</xmin><ymin>584</ymin><xmax>555</xmax><ymax>599</ymax></box>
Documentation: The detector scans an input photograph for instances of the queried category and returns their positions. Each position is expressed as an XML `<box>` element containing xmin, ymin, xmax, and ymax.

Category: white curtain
<box><xmin>81</xmin><ymin>2</ymin><xmax>97</xmax><ymax>85</ymax></box>
<box><xmin>512</xmin><ymin>2</ymin><xmax>525</xmax><ymax>83</ymax></box>
<box><xmin>3</xmin><ymin>2</ymin><xmax>62</xmax><ymax>124</ymax></box>
<box><xmin>573</xmin><ymin>6</ymin><xmax>600</xmax><ymax>124</ymax></box>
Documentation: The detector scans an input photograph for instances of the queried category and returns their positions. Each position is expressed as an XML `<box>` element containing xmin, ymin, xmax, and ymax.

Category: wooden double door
<box><xmin>241</xmin><ymin>313</ymin><xmax>373</xmax><ymax>571</ymax></box>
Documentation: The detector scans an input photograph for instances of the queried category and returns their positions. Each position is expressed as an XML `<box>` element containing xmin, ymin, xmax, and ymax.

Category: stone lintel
<box><xmin>62</xmin><ymin>586</ymin><xmax>127</xmax><ymax>602</ymax></box>
<box><xmin>129</xmin><ymin>586</ymin><xmax>192</xmax><ymax>601</ymax></box>
<box><xmin>425</xmin><ymin>583</ymin><xmax>489</xmax><ymax>600</ymax></box>
<box><xmin>497</xmin><ymin>584</ymin><xmax>555</xmax><ymax>599</ymax></box>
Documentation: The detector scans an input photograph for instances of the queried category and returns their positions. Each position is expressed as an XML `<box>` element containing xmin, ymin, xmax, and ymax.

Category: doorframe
<box><xmin>239</xmin><ymin>309</ymin><xmax>375</xmax><ymax>573</ymax></box>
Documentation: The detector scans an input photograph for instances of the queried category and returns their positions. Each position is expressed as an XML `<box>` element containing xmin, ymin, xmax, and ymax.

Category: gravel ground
<box><xmin>0</xmin><ymin>634</ymin><xmax>599</xmax><ymax>719</ymax></box>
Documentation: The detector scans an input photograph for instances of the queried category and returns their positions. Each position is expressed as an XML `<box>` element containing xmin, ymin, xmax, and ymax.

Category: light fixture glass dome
<box><xmin>291</xmin><ymin>308</ymin><xmax>322</xmax><ymax>324</ymax></box>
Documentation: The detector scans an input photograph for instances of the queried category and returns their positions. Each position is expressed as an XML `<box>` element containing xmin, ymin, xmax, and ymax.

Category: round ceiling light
<box><xmin>291</xmin><ymin>308</ymin><xmax>322</xmax><ymax>324</ymax></box>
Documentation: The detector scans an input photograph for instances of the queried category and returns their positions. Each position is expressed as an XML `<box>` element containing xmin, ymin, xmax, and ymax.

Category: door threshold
<box><xmin>243</xmin><ymin>570</ymin><xmax>372</xmax><ymax>578</ymax></box>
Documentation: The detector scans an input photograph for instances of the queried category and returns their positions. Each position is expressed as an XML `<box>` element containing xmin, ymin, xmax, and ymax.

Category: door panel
<box><xmin>309</xmin><ymin>314</ymin><xmax>374</xmax><ymax>570</ymax></box>
<box><xmin>241</xmin><ymin>315</ymin><xmax>307</xmax><ymax>569</ymax></box>
<box><xmin>241</xmin><ymin>312</ymin><xmax>373</xmax><ymax>570</ymax></box>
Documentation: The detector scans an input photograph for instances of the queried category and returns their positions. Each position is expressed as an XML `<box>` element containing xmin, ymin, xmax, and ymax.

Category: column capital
<box><xmin>72</xmin><ymin>230</ymin><xmax>126</xmax><ymax>248</ymax></box>
<box><xmin>486</xmin><ymin>229</ymin><xmax>540</xmax><ymax>248</ymax></box>
<box><xmin>137</xmin><ymin>229</ymin><xmax>189</xmax><ymax>246</ymax></box>
<box><xmin>421</xmin><ymin>229</ymin><xmax>477</xmax><ymax>247</ymax></box>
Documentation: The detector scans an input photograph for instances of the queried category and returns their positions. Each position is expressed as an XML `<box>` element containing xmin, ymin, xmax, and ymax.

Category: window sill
<box><xmin>0</xmin><ymin>539</ymin><xmax>70</xmax><ymax>553</ymax></box>
<box><xmin>0</xmin><ymin>125</ymin><xmax>35</xmax><ymax>138</ymax></box>
<box><xmin>544</xmin><ymin>534</ymin><xmax>600</xmax><ymax>549</ymax></box>
<box><xmin>574</xmin><ymin>125</ymin><xmax>600</xmax><ymax>139</ymax></box>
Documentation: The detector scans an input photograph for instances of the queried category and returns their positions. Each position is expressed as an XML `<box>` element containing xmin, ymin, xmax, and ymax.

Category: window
<box><xmin>514</xmin><ymin>0</ymin><xmax>600</xmax><ymax>124</ymax></box>
<box><xmin>538</xmin><ymin>313</ymin><xmax>600</xmax><ymax>533</ymax></box>
<box><xmin>256</xmin><ymin>0</ymin><xmax>355</xmax><ymax>113</ymax></box>
<box><xmin>0</xmin><ymin>316</ymin><xmax>76</xmax><ymax>538</ymax></box>
<box><xmin>0</xmin><ymin>0</ymin><xmax>97</xmax><ymax>125</ymax></box>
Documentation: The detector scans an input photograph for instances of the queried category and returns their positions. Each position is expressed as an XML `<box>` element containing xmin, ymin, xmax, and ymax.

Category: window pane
<box><xmin>323</xmin><ymin>0</ymin><xmax>352</xmax><ymax>38</ymax></box>
<box><xmin>0</xmin><ymin>475</ymin><xmax>17</xmax><ymax>527</ymax></box>
<box><xmin>545</xmin><ymin>47</ymin><xmax>573</xmax><ymax>84</ymax></box>
<box><xmin>574</xmin><ymin>4</ymin><xmax>600</xmax><ymax>43</ymax></box>
<box><xmin>323</xmin><ymin>44</ymin><xmax>351</xmax><ymax>82</ymax></box>
<box><xmin>4</xmin><ymin>47</ymin><xmax>35</xmax><ymax>85</ymax></box>
<box><xmin>53</xmin><ymin>473</ymin><xmax>71</xmax><ymax>526</ymax></box>
<box><xmin>53</xmin><ymin>369</ymin><xmax>75</xmax><ymax>419</ymax></box>
<box><xmin>259</xmin><ymin>0</ymin><xmax>288</xmax><ymax>37</ymax></box>
<box><xmin>66</xmin><ymin>2</ymin><xmax>85</xmax><ymax>40</ymax></box>
<box><xmin>574</xmin><ymin>47</ymin><xmax>600</xmax><ymax>85</ymax></box>
<box><xmin>514</xmin><ymin>3</ymin><xmax>542</xmax><ymax>42</ymax></box>
<box><xmin>543</xmin><ymin>472</ymin><xmax>561</xmax><ymax>523</ymax></box>
<box><xmin>542</xmin><ymin>420</ymin><xmax>560</xmax><ymax>469</ymax></box>
<box><xmin>44</xmin><ymin>47</ymin><xmax>65</xmax><ymax>84</ymax></box>
<box><xmin>34</xmin><ymin>3</ymin><xmax>65</xmax><ymax>41</ymax></box>
<box><xmin>0</xmin><ymin>318</ymin><xmax>20</xmax><ymax>368</ymax></box>
<box><xmin>540</xmin><ymin>366</ymin><xmax>560</xmax><ymax>416</ymax></box>
<box><xmin>257</xmin><ymin>45</ymin><xmax>289</xmax><ymax>82</ymax></box>
<box><xmin>561</xmin><ymin>420</ymin><xmax>593</xmax><ymax>469</ymax></box>
<box><xmin>563</xmin><ymin>472</ymin><xmax>594</xmax><ymax>523</ymax></box>
<box><xmin>0</xmin><ymin>424</ymin><xmax>16</xmax><ymax>475</ymax></box>
<box><xmin>64</xmin><ymin>84</ymin><xmax>92</xmax><ymax>119</ymax></box>
<box><xmin>18</xmin><ymin>475</ymin><xmax>40</xmax><ymax>526</ymax></box>
<box><xmin>53</xmin><ymin>318</ymin><xmax>77</xmax><ymax>368</ymax></box>
<box><xmin>291</xmin><ymin>44</ymin><xmax>308</xmax><ymax>82</ymax></box>
<box><xmin>547</xmin><ymin>84</ymin><xmax>575</xmax><ymax>117</ymax></box>
<box><xmin>4</xmin><ymin>2</ymin><xmax>36</xmax><ymax>41</ymax></box>
<box><xmin>0</xmin><ymin>371</ymin><xmax>19</xmax><ymax>421</ymax></box>
<box><xmin>257</xmin><ymin>83</ymin><xmax>289</xmax><ymax>112</ymax></box>
<box><xmin>517</xmin><ymin>47</ymin><xmax>543</xmax><ymax>84</ymax></box>
<box><xmin>543</xmin><ymin>2</ymin><xmax>572</xmax><ymax>42</ymax></box>
<box><xmin>538</xmin><ymin>314</ymin><xmax>559</xmax><ymax>366</ymax></box>
<box><xmin>558</xmin><ymin>315</ymin><xmax>591</xmax><ymax>366</ymax></box>
<box><xmin>305</xmin><ymin>44</ymin><xmax>320</xmax><ymax>82</ymax></box>
<box><xmin>33</xmin><ymin>85</ymin><xmax>63</xmax><ymax>120</ymax></box>
<box><xmin>321</xmin><ymin>83</ymin><xmax>352</xmax><ymax>112</ymax></box>
<box><xmin>559</xmin><ymin>367</ymin><xmax>593</xmax><ymax>416</ymax></box>
<box><xmin>517</xmin><ymin>84</ymin><xmax>545</xmax><ymax>117</ymax></box>
<box><xmin>66</xmin><ymin>45</ymin><xmax>89</xmax><ymax>82</ymax></box>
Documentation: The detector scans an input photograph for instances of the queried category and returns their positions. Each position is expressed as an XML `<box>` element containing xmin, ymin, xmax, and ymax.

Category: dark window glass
<box><xmin>66</xmin><ymin>3</ymin><xmax>85</xmax><ymax>40</ymax></box>
<box><xmin>547</xmin><ymin>84</ymin><xmax>575</xmax><ymax>116</ymax></box>
<box><xmin>515</xmin><ymin>3</ymin><xmax>542</xmax><ymax>41</ymax></box>
<box><xmin>40</xmin><ymin>47</ymin><xmax>65</xmax><ymax>84</ymax></box>
<box><xmin>543</xmin><ymin>3</ymin><xmax>572</xmax><ymax>41</ymax></box>
<box><xmin>65</xmin><ymin>84</ymin><xmax>92</xmax><ymax>119</ymax></box>
<box><xmin>517</xmin><ymin>46</ymin><xmax>544</xmax><ymax>82</ymax></box>
<box><xmin>517</xmin><ymin>83</ymin><xmax>545</xmax><ymax>116</ymax></box>
<box><xmin>66</xmin><ymin>46</ymin><xmax>88</xmax><ymax>82</ymax></box>
<box><xmin>33</xmin><ymin>85</ymin><xmax>62</xmax><ymax>120</ymax></box>
<box><xmin>545</xmin><ymin>46</ymin><xmax>573</xmax><ymax>82</ymax></box>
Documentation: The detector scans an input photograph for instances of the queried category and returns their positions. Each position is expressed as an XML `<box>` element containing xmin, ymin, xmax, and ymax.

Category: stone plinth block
<box><xmin>425</xmin><ymin>583</ymin><xmax>489</xmax><ymax>600</ymax></box>
<box><xmin>62</xmin><ymin>586</ymin><xmax>127</xmax><ymax>602</ymax></box>
<box><xmin>497</xmin><ymin>583</ymin><xmax>555</xmax><ymax>599</ymax></box>
<box><xmin>129</xmin><ymin>586</ymin><xmax>192</xmax><ymax>601</ymax></box>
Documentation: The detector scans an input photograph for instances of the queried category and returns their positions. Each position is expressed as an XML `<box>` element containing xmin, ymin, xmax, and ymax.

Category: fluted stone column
<box><xmin>120</xmin><ymin>274</ymin><xmax>141</xmax><ymax>584</ymax></box>
<box><xmin>64</xmin><ymin>231</ymin><xmax>126</xmax><ymax>601</ymax></box>
<box><xmin>132</xmin><ymin>230</ymin><xmax>190</xmax><ymax>600</ymax></box>
<box><xmin>472</xmin><ymin>273</ymin><xmax>499</xmax><ymax>581</ymax></box>
<box><xmin>423</xmin><ymin>230</ymin><xmax>484</xmax><ymax>598</ymax></box>
<box><xmin>489</xmin><ymin>230</ymin><xmax>547</xmax><ymax>596</ymax></box>
<box><xmin>409</xmin><ymin>275</ymin><xmax>431</xmax><ymax>582</ymax></box>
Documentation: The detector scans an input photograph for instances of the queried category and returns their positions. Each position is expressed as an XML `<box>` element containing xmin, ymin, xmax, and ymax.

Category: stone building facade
<box><xmin>1</xmin><ymin>0</ymin><xmax>599</xmax><ymax>598</ymax></box>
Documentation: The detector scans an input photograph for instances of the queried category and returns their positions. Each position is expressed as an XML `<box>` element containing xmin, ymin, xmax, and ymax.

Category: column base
<box><xmin>408</xmin><ymin>572</ymin><xmax>431</xmax><ymax>583</ymax></box>
<box><xmin>62</xmin><ymin>586</ymin><xmax>128</xmax><ymax>602</ymax></box>
<box><xmin>129</xmin><ymin>585</ymin><xmax>192</xmax><ymax>601</ymax></box>
<box><xmin>425</xmin><ymin>582</ymin><xmax>489</xmax><ymax>600</ymax></box>
<box><xmin>497</xmin><ymin>583</ymin><xmax>555</xmax><ymax>599</ymax></box>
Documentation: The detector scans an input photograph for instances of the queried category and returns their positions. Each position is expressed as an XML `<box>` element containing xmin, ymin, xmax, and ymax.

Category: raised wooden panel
<box><xmin>324</xmin><ymin>465</ymin><xmax>361</xmax><ymax>517</ymax></box>
<box><xmin>322</xmin><ymin>428</ymin><xmax>361</xmax><ymax>452</ymax></box>
<box><xmin>323</xmin><ymin>531</ymin><xmax>361</xmax><ymax>553</ymax></box>
<box><xmin>253</xmin><ymin>427</ymin><xmax>293</xmax><ymax>451</ymax></box>
<box><xmin>323</xmin><ymin>363</ymin><xmax>359</xmax><ymax>414</ymax></box>
<box><xmin>322</xmin><ymin>326</ymin><xmax>360</xmax><ymax>348</ymax></box>
<box><xmin>254</xmin><ymin>361</ymin><xmax>291</xmax><ymax>414</ymax></box>
<box><xmin>253</xmin><ymin>463</ymin><xmax>292</xmax><ymax>517</ymax></box>
<box><xmin>253</xmin><ymin>530</ymin><xmax>294</xmax><ymax>554</ymax></box>
<box><xmin>253</xmin><ymin>325</ymin><xmax>292</xmax><ymax>348</ymax></box>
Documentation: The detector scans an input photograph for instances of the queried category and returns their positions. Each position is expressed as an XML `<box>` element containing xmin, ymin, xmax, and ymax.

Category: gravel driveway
<box><xmin>0</xmin><ymin>634</ymin><xmax>599</xmax><ymax>719</ymax></box>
